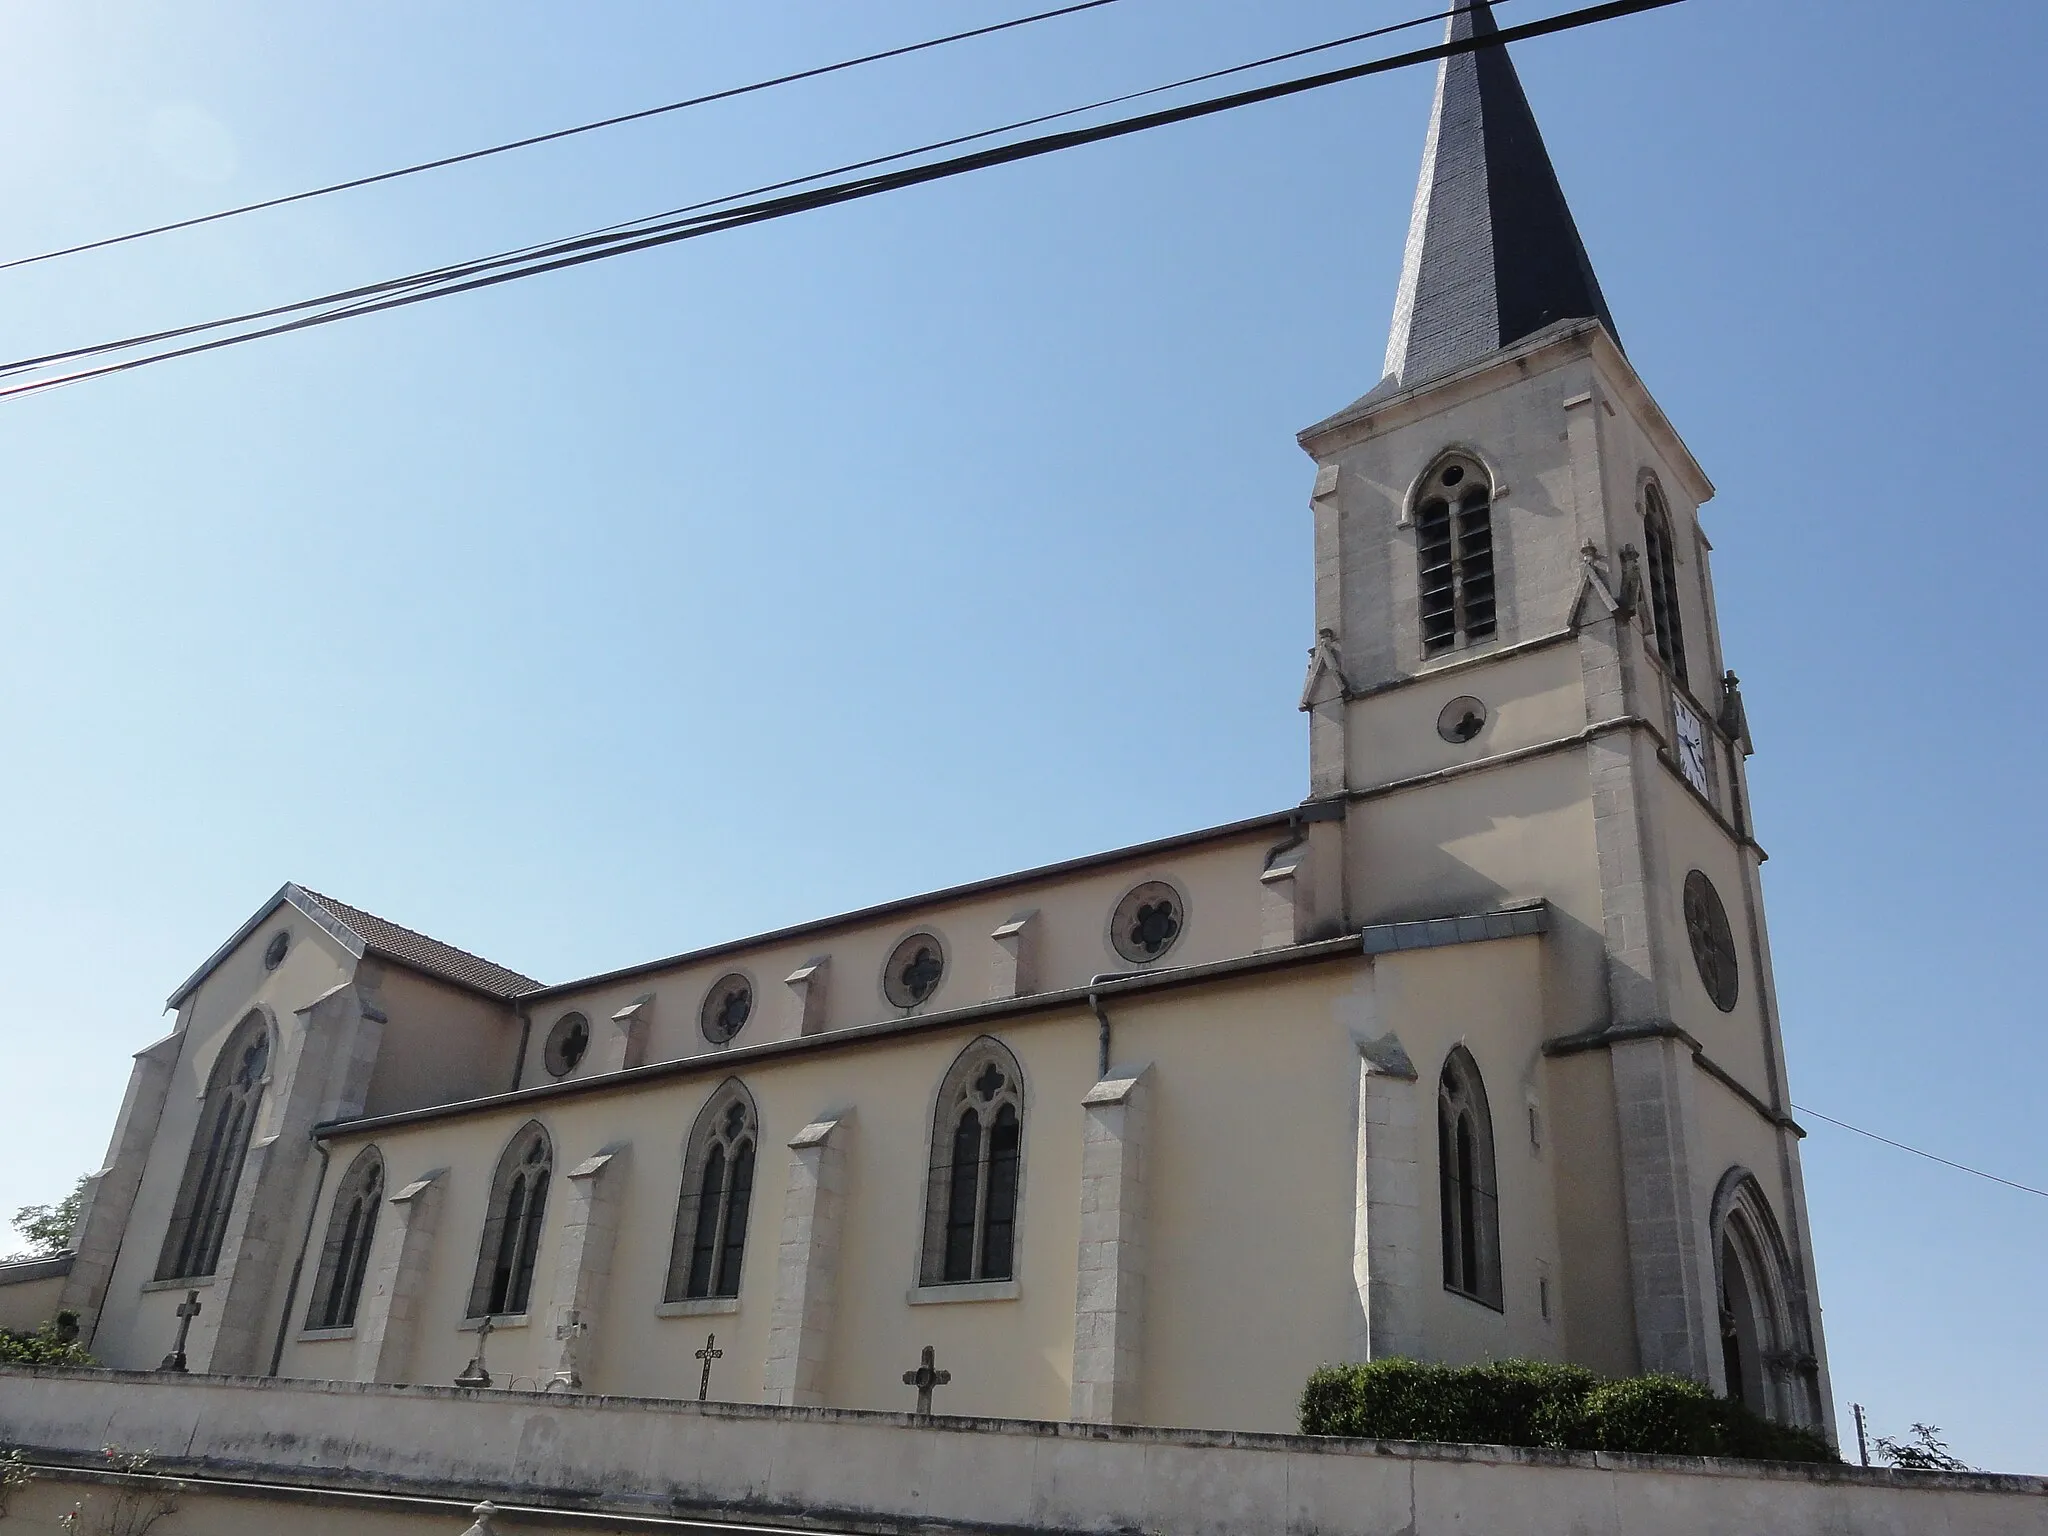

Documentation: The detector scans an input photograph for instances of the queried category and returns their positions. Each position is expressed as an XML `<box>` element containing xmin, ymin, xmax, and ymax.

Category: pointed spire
<box><xmin>1379</xmin><ymin>0</ymin><xmax>1618</xmax><ymax>393</ymax></box>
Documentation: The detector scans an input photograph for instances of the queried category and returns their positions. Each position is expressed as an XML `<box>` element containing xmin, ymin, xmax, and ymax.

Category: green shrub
<box><xmin>1300</xmin><ymin>1358</ymin><xmax>1836</xmax><ymax>1465</ymax></box>
<box><xmin>1580</xmin><ymin>1374</ymin><xmax>1723</xmax><ymax>1455</ymax></box>
<box><xmin>0</xmin><ymin>1320</ymin><xmax>95</xmax><ymax>1368</ymax></box>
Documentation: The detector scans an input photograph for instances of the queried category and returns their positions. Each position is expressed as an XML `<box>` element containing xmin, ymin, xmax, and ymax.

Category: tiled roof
<box><xmin>295</xmin><ymin>887</ymin><xmax>542</xmax><ymax>999</ymax></box>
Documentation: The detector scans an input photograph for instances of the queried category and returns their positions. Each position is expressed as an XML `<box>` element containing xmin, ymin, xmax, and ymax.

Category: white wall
<box><xmin>3</xmin><ymin>1368</ymin><xmax>2037</xmax><ymax>1536</ymax></box>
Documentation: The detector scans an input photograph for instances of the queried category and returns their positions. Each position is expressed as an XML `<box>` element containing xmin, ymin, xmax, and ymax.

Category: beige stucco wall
<box><xmin>1349</xmin><ymin>748</ymin><xmax>1607</xmax><ymax>1041</ymax></box>
<box><xmin>360</xmin><ymin>964</ymin><xmax>521</xmax><ymax>1118</ymax></box>
<box><xmin>1643</xmin><ymin>764</ymin><xmax>1775</xmax><ymax>1097</ymax></box>
<box><xmin>516</xmin><ymin>832</ymin><xmax>1283</xmax><ymax>1091</ymax></box>
<box><xmin>1381</xmin><ymin>939</ymin><xmax>1563</xmax><ymax>1370</ymax></box>
<box><xmin>0</xmin><ymin>1273</ymin><xmax>66</xmax><ymax>1334</ymax></box>
<box><xmin>1543</xmin><ymin>1048</ymin><xmax>1639</xmax><ymax>1379</ymax></box>
<box><xmin>1346</xmin><ymin>636</ymin><xmax>1588</xmax><ymax>790</ymax></box>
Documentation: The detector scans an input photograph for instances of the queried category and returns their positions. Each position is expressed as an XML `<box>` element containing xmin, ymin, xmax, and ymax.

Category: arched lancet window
<box><xmin>664</xmin><ymin>1080</ymin><xmax>759</xmax><ymax>1302</ymax></box>
<box><xmin>155</xmin><ymin>1011</ymin><xmax>271</xmax><ymax>1282</ymax></box>
<box><xmin>1712</xmin><ymin>1169</ymin><xmax>1819</xmax><ymax>1426</ymax></box>
<box><xmin>1438</xmin><ymin>1046</ymin><xmax>1502</xmax><ymax>1309</ymax></box>
<box><xmin>921</xmin><ymin>1037</ymin><xmax>1024</xmax><ymax>1286</ymax></box>
<box><xmin>467</xmin><ymin>1121</ymin><xmax>552</xmax><ymax>1318</ymax></box>
<box><xmin>306</xmin><ymin>1146</ymin><xmax>383</xmax><ymax>1330</ymax></box>
<box><xmin>1642</xmin><ymin>483</ymin><xmax>1688</xmax><ymax>685</ymax></box>
<box><xmin>1414</xmin><ymin>453</ymin><xmax>1496</xmax><ymax>655</ymax></box>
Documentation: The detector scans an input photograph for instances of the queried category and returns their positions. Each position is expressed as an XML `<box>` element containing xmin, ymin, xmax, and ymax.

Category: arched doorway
<box><xmin>1711</xmin><ymin>1168</ymin><xmax>1821</xmax><ymax>1427</ymax></box>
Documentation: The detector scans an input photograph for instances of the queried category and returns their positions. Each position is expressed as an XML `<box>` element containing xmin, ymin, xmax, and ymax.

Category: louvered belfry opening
<box><xmin>1642</xmin><ymin>484</ymin><xmax>1688</xmax><ymax>684</ymax></box>
<box><xmin>1417</xmin><ymin>457</ymin><xmax>1496</xmax><ymax>655</ymax></box>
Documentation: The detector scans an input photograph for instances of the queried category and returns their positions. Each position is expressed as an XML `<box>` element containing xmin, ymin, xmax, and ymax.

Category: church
<box><xmin>6</xmin><ymin>0</ymin><xmax>1834</xmax><ymax>1451</ymax></box>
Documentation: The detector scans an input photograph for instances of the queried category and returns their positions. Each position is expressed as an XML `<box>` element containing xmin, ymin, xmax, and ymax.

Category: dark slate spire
<box><xmin>1379</xmin><ymin>0</ymin><xmax>1618</xmax><ymax>392</ymax></box>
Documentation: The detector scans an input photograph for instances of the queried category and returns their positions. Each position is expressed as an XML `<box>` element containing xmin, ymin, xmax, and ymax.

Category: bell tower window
<box><xmin>1415</xmin><ymin>456</ymin><xmax>1495</xmax><ymax>654</ymax></box>
<box><xmin>1642</xmin><ymin>483</ymin><xmax>1688</xmax><ymax>685</ymax></box>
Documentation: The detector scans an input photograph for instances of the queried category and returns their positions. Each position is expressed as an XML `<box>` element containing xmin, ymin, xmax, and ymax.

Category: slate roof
<box><xmin>1369</xmin><ymin>0</ymin><xmax>1617</xmax><ymax>403</ymax></box>
<box><xmin>295</xmin><ymin>887</ymin><xmax>543</xmax><ymax>999</ymax></box>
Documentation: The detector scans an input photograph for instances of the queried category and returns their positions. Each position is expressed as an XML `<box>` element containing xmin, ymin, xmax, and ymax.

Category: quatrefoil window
<box><xmin>544</xmin><ymin>1012</ymin><xmax>590</xmax><ymax>1077</ymax></box>
<box><xmin>1110</xmin><ymin>880</ymin><xmax>1186</xmax><ymax>965</ymax></box>
<box><xmin>884</xmin><ymin>933</ymin><xmax>947</xmax><ymax>1010</ymax></box>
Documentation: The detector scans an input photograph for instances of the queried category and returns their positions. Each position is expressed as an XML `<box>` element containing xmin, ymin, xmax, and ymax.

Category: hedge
<box><xmin>0</xmin><ymin>1316</ymin><xmax>94</xmax><ymax>1368</ymax></box>
<box><xmin>1300</xmin><ymin>1359</ymin><xmax>1836</xmax><ymax>1464</ymax></box>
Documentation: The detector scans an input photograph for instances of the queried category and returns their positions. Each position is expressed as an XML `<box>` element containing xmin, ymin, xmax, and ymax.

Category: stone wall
<box><xmin>1</xmin><ymin>1367</ymin><xmax>2037</xmax><ymax>1536</ymax></box>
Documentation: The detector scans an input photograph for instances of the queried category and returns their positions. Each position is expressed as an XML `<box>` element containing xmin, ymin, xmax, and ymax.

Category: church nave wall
<box><xmin>275</xmin><ymin>933</ymin><xmax>1587</xmax><ymax>1437</ymax></box>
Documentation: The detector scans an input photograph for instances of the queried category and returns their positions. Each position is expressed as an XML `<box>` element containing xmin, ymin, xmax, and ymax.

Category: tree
<box><xmin>7</xmin><ymin>1174</ymin><xmax>90</xmax><ymax>1261</ymax></box>
<box><xmin>1872</xmin><ymin>1422</ymin><xmax>1971</xmax><ymax>1473</ymax></box>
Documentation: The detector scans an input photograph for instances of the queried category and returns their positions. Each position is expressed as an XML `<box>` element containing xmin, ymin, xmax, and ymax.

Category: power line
<box><xmin>0</xmin><ymin>0</ymin><xmax>1683</xmax><ymax>401</ymax></box>
<box><xmin>0</xmin><ymin>0</ymin><xmax>1129</xmax><ymax>273</ymax></box>
<box><xmin>1796</xmin><ymin>1105</ymin><xmax>2048</xmax><ymax>1201</ymax></box>
<box><xmin>1</xmin><ymin>0</ymin><xmax>1519</xmax><ymax>382</ymax></box>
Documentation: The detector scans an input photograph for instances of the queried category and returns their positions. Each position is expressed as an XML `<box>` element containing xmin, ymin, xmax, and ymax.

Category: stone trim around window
<box><xmin>295</xmin><ymin>1325</ymin><xmax>356</xmax><ymax>1343</ymax></box>
<box><xmin>907</xmin><ymin>1279</ymin><xmax>1020</xmax><ymax>1305</ymax></box>
<box><xmin>140</xmin><ymin>1275</ymin><xmax>216</xmax><ymax>1294</ymax></box>
<box><xmin>656</xmin><ymin>1297</ymin><xmax>739</xmax><ymax>1318</ymax></box>
<box><xmin>457</xmin><ymin>1312</ymin><xmax>529</xmax><ymax>1332</ymax></box>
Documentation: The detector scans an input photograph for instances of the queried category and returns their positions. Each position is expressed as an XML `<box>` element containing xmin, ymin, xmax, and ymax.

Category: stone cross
<box><xmin>155</xmin><ymin>1294</ymin><xmax>201</xmax><ymax>1376</ymax></box>
<box><xmin>902</xmin><ymin>1344</ymin><xmax>951</xmax><ymax>1416</ymax></box>
<box><xmin>695</xmin><ymin>1332</ymin><xmax>723</xmax><ymax>1402</ymax></box>
<box><xmin>454</xmin><ymin>1316</ymin><xmax>495</xmax><ymax>1389</ymax></box>
<box><xmin>157</xmin><ymin>1289</ymin><xmax>201</xmax><ymax>1372</ymax></box>
<box><xmin>549</xmin><ymin>1308</ymin><xmax>589</xmax><ymax>1392</ymax></box>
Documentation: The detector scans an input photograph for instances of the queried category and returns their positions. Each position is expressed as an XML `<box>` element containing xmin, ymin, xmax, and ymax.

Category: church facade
<box><xmin>14</xmin><ymin>2</ymin><xmax>1834</xmax><ymax>1445</ymax></box>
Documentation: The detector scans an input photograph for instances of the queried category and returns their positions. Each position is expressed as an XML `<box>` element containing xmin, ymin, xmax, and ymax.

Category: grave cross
<box><xmin>157</xmin><ymin>1289</ymin><xmax>201</xmax><ymax>1373</ymax></box>
<box><xmin>454</xmin><ymin>1315</ymin><xmax>495</xmax><ymax>1389</ymax></box>
<box><xmin>694</xmin><ymin>1333</ymin><xmax>723</xmax><ymax>1402</ymax></box>
<box><xmin>549</xmin><ymin>1308</ymin><xmax>590</xmax><ymax>1392</ymax></box>
<box><xmin>901</xmin><ymin>1344</ymin><xmax>951</xmax><ymax>1417</ymax></box>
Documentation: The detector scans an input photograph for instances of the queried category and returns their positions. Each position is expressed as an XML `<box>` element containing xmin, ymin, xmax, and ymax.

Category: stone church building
<box><xmin>7</xmin><ymin>1</ymin><xmax>1833</xmax><ymax>1449</ymax></box>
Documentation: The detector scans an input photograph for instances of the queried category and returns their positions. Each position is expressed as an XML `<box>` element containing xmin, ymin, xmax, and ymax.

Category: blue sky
<box><xmin>2</xmin><ymin>0</ymin><xmax>2042</xmax><ymax>1471</ymax></box>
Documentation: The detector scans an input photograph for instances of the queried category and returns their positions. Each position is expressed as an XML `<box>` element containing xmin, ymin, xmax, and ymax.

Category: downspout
<box><xmin>1086</xmin><ymin>974</ymin><xmax>1125</xmax><ymax>1079</ymax></box>
<box><xmin>509</xmin><ymin>1003</ymin><xmax>534</xmax><ymax>1092</ymax></box>
<box><xmin>268</xmin><ymin>1136</ymin><xmax>330</xmax><ymax>1377</ymax></box>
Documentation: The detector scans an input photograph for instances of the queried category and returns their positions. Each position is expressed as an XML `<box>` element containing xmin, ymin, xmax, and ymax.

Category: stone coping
<box><xmin>3</xmin><ymin>1365</ymin><xmax>2040</xmax><ymax>1499</ymax></box>
<box><xmin>11</xmin><ymin>1457</ymin><xmax>837</xmax><ymax>1536</ymax></box>
<box><xmin>0</xmin><ymin>1250</ymin><xmax>74</xmax><ymax>1287</ymax></box>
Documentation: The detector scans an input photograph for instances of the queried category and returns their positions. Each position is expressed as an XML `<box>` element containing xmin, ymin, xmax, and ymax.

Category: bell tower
<box><xmin>1296</xmin><ymin>1</ymin><xmax>1833</xmax><ymax>1432</ymax></box>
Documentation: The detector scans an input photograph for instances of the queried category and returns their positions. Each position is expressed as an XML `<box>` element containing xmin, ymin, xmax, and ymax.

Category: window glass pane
<box><xmin>687</xmin><ymin>1144</ymin><xmax>727</xmax><ymax>1299</ymax></box>
<box><xmin>338</xmin><ymin>1192</ymin><xmax>378</xmax><ymax>1327</ymax></box>
<box><xmin>943</xmin><ymin>1110</ymin><xmax>982</xmax><ymax>1283</ymax></box>
<box><xmin>509</xmin><ymin>1170</ymin><xmax>548</xmax><ymax>1314</ymax></box>
<box><xmin>324</xmin><ymin>1200</ymin><xmax>365</xmax><ymax>1329</ymax></box>
<box><xmin>982</xmin><ymin>1104</ymin><xmax>1022</xmax><ymax>1281</ymax></box>
<box><xmin>716</xmin><ymin>1138</ymin><xmax>755</xmax><ymax>1297</ymax></box>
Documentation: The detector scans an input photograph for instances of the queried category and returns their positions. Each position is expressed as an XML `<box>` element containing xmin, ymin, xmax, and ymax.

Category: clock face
<box><xmin>1673</xmin><ymin>699</ymin><xmax>1709</xmax><ymax>795</ymax></box>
